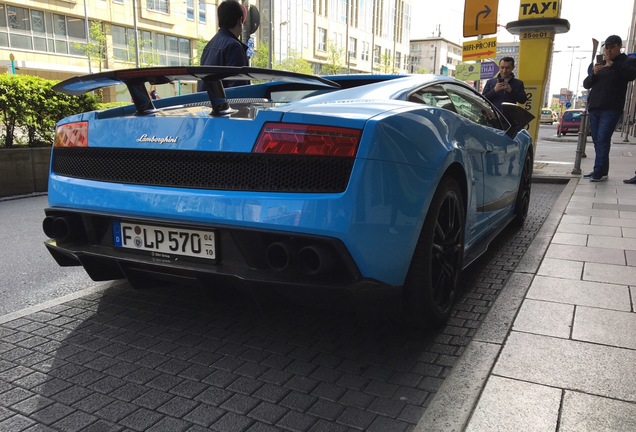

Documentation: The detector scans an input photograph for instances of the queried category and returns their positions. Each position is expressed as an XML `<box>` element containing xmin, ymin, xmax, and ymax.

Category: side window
<box><xmin>408</xmin><ymin>85</ymin><xmax>456</xmax><ymax>113</ymax></box>
<box><xmin>443</xmin><ymin>83</ymin><xmax>505</xmax><ymax>130</ymax></box>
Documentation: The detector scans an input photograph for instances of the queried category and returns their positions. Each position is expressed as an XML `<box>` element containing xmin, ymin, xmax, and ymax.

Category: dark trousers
<box><xmin>589</xmin><ymin>109</ymin><xmax>622</xmax><ymax>176</ymax></box>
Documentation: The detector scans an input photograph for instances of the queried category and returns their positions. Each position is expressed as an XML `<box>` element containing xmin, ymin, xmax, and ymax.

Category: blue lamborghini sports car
<box><xmin>43</xmin><ymin>66</ymin><xmax>534</xmax><ymax>327</ymax></box>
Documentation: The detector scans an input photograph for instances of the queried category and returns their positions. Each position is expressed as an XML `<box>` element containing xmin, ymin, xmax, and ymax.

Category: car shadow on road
<box><xmin>7</xmin><ymin>183</ymin><xmax>567</xmax><ymax>430</ymax></box>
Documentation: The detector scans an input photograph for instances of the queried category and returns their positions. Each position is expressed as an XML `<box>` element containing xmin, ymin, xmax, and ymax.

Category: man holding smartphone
<box><xmin>582</xmin><ymin>35</ymin><xmax>636</xmax><ymax>182</ymax></box>
<box><xmin>482</xmin><ymin>57</ymin><xmax>528</xmax><ymax>111</ymax></box>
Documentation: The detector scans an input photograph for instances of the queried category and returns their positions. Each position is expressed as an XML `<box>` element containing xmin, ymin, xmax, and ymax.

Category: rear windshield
<box><xmin>562</xmin><ymin>111</ymin><xmax>582</xmax><ymax>121</ymax></box>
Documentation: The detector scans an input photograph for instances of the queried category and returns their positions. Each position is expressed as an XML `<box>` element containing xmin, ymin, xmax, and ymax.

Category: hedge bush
<box><xmin>0</xmin><ymin>74</ymin><xmax>99</xmax><ymax>148</ymax></box>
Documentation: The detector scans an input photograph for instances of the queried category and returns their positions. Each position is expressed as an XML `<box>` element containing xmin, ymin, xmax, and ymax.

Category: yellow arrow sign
<box><xmin>464</xmin><ymin>0</ymin><xmax>499</xmax><ymax>37</ymax></box>
<box><xmin>462</xmin><ymin>37</ymin><xmax>497</xmax><ymax>62</ymax></box>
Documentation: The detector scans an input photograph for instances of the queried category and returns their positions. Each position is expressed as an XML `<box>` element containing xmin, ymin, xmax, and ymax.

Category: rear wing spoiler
<box><xmin>52</xmin><ymin>66</ymin><xmax>340</xmax><ymax>116</ymax></box>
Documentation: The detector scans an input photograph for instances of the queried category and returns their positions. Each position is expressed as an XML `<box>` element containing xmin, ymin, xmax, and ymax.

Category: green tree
<box><xmin>377</xmin><ymin>52</ymin><xmax>395</xmax><ymax>74</ymax></box>
<box><xmin>321</xmin><ymin>42</ymin><xmax>344</xmax><ymax>75</ymax></box>
<box><xmin>277</xmin><ymin>50</ymin><xmax>313</xmax><ymax>74</ymax></box>
<box><xmin>250</xmin><ymin>42</ymin><xmax>270</xmax><ymax>68</ymax></box>
<box><xmin>73</xmin><ymin>21</ymin><xmax>107</xmax><ymax>73</ymax></box>
<box><xmin>191</xmin><ymin>37</ymin><xmax>208</xmax><ymax>65</ymax></box>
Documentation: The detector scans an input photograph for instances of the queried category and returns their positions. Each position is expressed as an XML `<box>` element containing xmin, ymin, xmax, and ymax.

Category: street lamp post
<box><xmin>279</xmin><ymin>21</ymin><xmax>288</xmax><ymax>64</ymax></box>
<box><xmin>567</xmin><ymin>45</ymin><xmax>580</xmax><ymax>98</ymax></box>
<box><xmin>574</xmin><ymin>56</ymin><xmax>586</xmax><ymax>107</ymax></box>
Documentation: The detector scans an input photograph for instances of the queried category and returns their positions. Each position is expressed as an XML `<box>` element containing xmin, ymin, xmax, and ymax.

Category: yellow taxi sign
<box><xmin>462</xmin><ymin>37</ymin><xmax>497</xmax><ymax>62</ymax></box>
<box><xmin>519</xmin><ymin>0</ymin><xmax>561</xmax><ymax>19</ymax></box>
<box><xmin>463</xmin><ymin>0</ymin><xmax>499</xmax><ymax>37</ymax></box>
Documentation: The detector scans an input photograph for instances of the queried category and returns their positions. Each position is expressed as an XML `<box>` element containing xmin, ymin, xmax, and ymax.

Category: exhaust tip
<box><xmin>42</xmin><ymin>216</ymin><xmax>56</xmax><ymax>238</ymax></box>
<box><xmin>265</xmin><ymin>242</ymin><xmax>293</xmax><ymax>271</ymax></box>
<box><xmin>298</xmin><ymin>245</ymin><xmax>333</xmax><ymax>276</ymax></box>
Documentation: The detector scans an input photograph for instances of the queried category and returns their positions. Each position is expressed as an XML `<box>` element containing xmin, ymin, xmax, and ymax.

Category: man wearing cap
<box><xmin>582</xmin><ymin>35</ymin><xmax>636</xmax><ymax>182</ymax></box>
<box><xmin>198</xmin><ymin>0</ymin><xmax>249</xmax><ymax>91</ymax></box>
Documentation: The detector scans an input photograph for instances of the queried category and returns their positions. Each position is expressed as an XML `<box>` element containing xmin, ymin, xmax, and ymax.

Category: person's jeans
<box><xmin>588</xmin><ymin>109</ymin><xmax>622</xmax><ymax>177</ymax></box>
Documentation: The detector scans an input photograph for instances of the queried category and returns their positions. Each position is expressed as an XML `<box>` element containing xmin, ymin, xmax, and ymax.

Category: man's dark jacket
<box><xmin>482</xmin><ymin>74</ymin><xmax>527</xmax><ymax>111</ymax></box>
<box><xmin>198</xmin><ymin>28</ymin><xmax>249</xmax><ymax>91</ymax></box>
<box><xmin>583</xmin><ymin>53</ymin><xmax>636</xmax><ymax>112</ymax></box>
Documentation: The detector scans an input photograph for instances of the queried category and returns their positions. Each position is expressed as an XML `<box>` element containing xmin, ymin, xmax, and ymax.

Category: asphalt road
<box><xmin>0</xmin><ymin>195</ymin><xmax>104</xmax><ymax>315</ymax></box>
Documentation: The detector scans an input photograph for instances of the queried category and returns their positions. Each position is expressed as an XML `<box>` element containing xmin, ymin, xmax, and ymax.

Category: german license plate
<box><xmin>112</xmin><ymin>221</ymin><xmax>216</xmax><ymax>260</ymax></box>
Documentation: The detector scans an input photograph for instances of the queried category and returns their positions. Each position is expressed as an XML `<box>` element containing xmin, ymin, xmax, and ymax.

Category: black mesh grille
<box><xmin>52</xmin><ymin>147</ymin><xmax>354</xmax><ymax>193</ymax></box>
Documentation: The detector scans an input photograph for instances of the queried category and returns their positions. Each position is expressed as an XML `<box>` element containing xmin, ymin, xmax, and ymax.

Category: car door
<box><xmin>442</xmin><ymin>83</ymin><xmax>520</xmax><ymax>230</ymax></box>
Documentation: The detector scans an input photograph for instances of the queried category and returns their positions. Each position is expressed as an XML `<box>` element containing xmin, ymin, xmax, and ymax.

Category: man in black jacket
<box><xmin>482</xmin><ymin>57</ymin><xmax>528</xmax><ymax>111</ymax></box>
<box><xmin>583</xmin><ymin>35</ymin><xmax>636</xmax><ymax>182</ymax></box>
<box><xmin>198</xmin><ymin>0</ymin><xmax>249</xmax><ymax>91</ymax></box>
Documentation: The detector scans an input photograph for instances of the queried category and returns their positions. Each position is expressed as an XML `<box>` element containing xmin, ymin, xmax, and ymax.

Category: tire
<box><xmin>562</xmin><ymin>132</ymin><xmax>566</xmax><ymax>136</ymax></box>
<box><xmin>513</xmin><ymin>151</ymin><xmax>533</xmax><ymax>227</ymax></box>
<box><xmin>403</xmin><ymin>177</ymin><xmax>465</xmax><ymax>328</ymax></box>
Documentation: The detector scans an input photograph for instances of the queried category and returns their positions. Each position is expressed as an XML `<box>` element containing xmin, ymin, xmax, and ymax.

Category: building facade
<box><xmin>0</xmin><ymin>0</ymin><xmax>412</xmax><ymax>101</ymax></box>
<box><xmin>408</xmin><ymin>37</ymin><xmax>462</xmax><ymax>76</ymax></box>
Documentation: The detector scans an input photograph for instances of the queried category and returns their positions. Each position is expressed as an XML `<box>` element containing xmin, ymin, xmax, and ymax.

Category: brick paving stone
<box><xmin>31</xmin><ymin>402</ymin><xmax>74</xmax><ymax>425</ymax></box>
<box><xmin>202</xmin><ymin>369</ymin><xmax>239</xmax><ymax>387</ymax></box>
<box><xmin>50</xmin><ymin>410</ymin><xmax>100</xmax><ymax>432</ymax></box>
<box><xmin>13</xmin><ymin>372</ymin><xmax>51</xmax><ymax>390</ymax></box>
<box><xmin>307</xmin><ymin>398</ymin><xmax>345</xmax><ymax>421</ymax></box>
<box><xmin>0</xmin><ymin>365</ymin><xmax>33</xmax><ymax>382</ymax></box>
<box><xmin>146</xmin><ymin>416</ymin><xmax>192</xmax><ymax>432</ymax></box>
<box><xmin>195</xmin><ymin>386</ymin><xmax>233</xmax><ymax>406</ymax></box>
<box><xmin>279</xmin><ymin>391</ymin><xmax>318</xmax><ymax>412</ymax></box>
<box><xmin>260</xmin><ymin>354</ymin><xmax>294</xmax><ymax>370</ymax></box>
<box><xmin>245</xmin><ymin>421</ymin><xmax>282</xmax><ymax>432</ymax></box>
<box><xmin>119</xmin><ymin>408</ymin><xmax>163</xmax><ymax>431</ymax></box>
<box><xmin>66</xmin><ymin>369</ymin><xmax>107</xmax><ymax>387</ymax></box>
<box><xmin>247</xmin><ymin>401</ymin><xmax>288</xmax><ymax>424</ymax></box>
<box><xmin>234</xmin><ymin>362</ymin><xmax>268</xmax><ymax>379</ymax></box>
<box><xmin>169</xmin><ymin>380</ymin><xmax>207</xmax><ymax>399</ymax></box>
<box><xmin>109</xmin><ymin>382</ymin><xmax>149</xmax><ymax>402</ymax></box>
<box><xmin>157</xmin><ymin>395</ymin><xmax>199</xmax><ymax>417</ymax></box>
<box><xmin>276</xmin><ymin>410</ymin><xmax>317</xmax><ymax>432</ymax></box>
<box><xmin>398</xmin><ymin>404</ymin><xmax>425</xmax><ymax>424</ymax></box>
<box><xmin>367</xmin><ymin>397</ymin><xmax>405</xmax><ymax>418</ymax></box>
<box><xmin>0</xmin><ymin>413</ymin><xmax>37</xmax><ymax>430</ymax></box>
<box><xmin>211</xmin><ymin>411</ymin><xmax>254</xmax><ymax>432</ymax></box>
<box><xmin>253</xmin><ymin>383</ymin><xmax>290</xmax><ymax>404</ymax></box>
<box><xmin>284</xmin><ymin>375</ymin><xmax>319</xmax><ymax>394</ymax></box>
<box><xmin>311</xmin><ymin>382</ymin><xmax>347</xmax><ymax>402</ymax></box>
<box><xmin>3</xmin><ymin>347</ymin><xmax>34</xmax><ymax>362</ymax></box>
<box><xmin>0</xmin><ymin>405</ymin><xmax>13</xmax><ymax>421</ymax></box>
<box><xmin>89</xmin><ymin>376</ymin><xmax>126</xmax><ymax>394</ymax></box>
<box><xmin>307</xmin><ymin>419</ymin><xmax>349</xmax><ymax>432</ymax></box>
<box><xmin>14</xmin><ymin>395</ymin><xmax>54</xmax><ymax>417</ymax></box>
<box><xmin>80</xmin><ymin>419</ymin><xmax>124</xmax><ymax>432</ymax></box>
<box><xmin>95</xmin><ymin>400</ymin><xmax>138</xmax><ymax>422</ymax></box>
<box><xmin>178</xmin><ymin>364</ymin><xmax>214</xmax><ymax>381</ymax></box>
<box><xmin>0</xmin><ymin>386</ymin><xmax>34</xmax><ymax>406</ymax></box>
<box><xmin>338</xmin><ymin>389</ymin><xmax>375</xmax><ymax>410</ymax></box>
<box><xmin>392</xmin><ymin>387</ymin><xmax>429</xmax><ymax>406</ymax></box>
<box><xmin>132</xmin><ymin>389</ymin><xmax>174</xmax><ymax>410</ymax></box>
<box><xmin>257</xmin><ymin>369</ymin><xmax>293</xmax><ymax>386</ymax></box>
<box><xmin>53</xmin><ymin>385</ymin><xmax>93</xmax><ymax>405</ymax></box>
<box><xmin>336</xmin><ymin>406</ymin><xmax>376</xmax><ymax>430</ymax></box>
<box><xmin>227</xmin><ymin>376</ymin><xmax>264</xmax><ymax>395</ymax></box>
<box><xmin>183</xmin><ymin>403</ymin><xmax>226</xmax><ymax>427</ymax></box>
<box><xmin>72</xmin><ymin>392</ymin><xmax>115</xmax><ymax>413</ymax></box>
<box><xmin>366</xmin><ymin>415</ymin><xmax>410</xmax><ymax>432</ymax></box>
<box><xmin>23</xmin><ymin>423</ymin><xmax>57</xmax><ymax>432</ymax></box>
<box><xmin>145</xmin><ymin>374</ymin><xmax>184</xmax><ymax>392</ymax></box>
<box><xmin>220</xmin><ymin>393</ymin><xmax>260</xmax><ymax>415</ymax></box>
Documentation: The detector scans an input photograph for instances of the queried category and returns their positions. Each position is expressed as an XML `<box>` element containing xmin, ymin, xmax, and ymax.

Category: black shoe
<box><xmin>623</xmin><ymin>176</ymin><xmax>636</xmax><ymax>184</ymax></box>
<box><xmin>583</xmin><ymin>172</ymin><xmax>594</xmax><ymax>178</ymax></box>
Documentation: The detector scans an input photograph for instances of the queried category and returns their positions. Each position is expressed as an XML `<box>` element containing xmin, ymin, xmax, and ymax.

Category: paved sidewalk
<box><xmin>416</xmin><ymin>132</ymin><xmax>636</xmax><ymax>431</ymax></box>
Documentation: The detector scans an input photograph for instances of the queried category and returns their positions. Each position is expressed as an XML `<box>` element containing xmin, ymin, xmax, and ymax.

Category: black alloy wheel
<box><xmin>403</xmin><ymin>177</ymin><xmax>465</xmax><ymax>328</ymax></box>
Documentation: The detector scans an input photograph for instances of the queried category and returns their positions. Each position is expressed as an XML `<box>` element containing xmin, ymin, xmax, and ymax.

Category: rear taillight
<box><xmin>54</xmin><ymin>122</ymin><xmax>88</xmax><ymax>147</ymax></box>
<box><xmin>253</xmin><ymin>123</ymin><xmax>361</xmax><ymax>157</ymax></box>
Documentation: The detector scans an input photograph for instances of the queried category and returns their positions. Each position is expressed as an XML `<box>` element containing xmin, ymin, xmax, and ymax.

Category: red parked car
<box><xmin>557</xmin><ymin>109</ymin><xmax>586</xmax><ymax>136</ymax></box>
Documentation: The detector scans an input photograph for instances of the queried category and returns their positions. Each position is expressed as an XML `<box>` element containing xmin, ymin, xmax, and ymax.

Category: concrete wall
<box><xmin>0</xmin><ymin>148</ymin><xmax>51</xmax><ymax>198</ymax></box>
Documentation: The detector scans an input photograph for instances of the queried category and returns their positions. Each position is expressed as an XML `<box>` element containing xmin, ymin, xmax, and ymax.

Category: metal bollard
<box><xmin>572</xmin><ymin>111</ymin><xmax>589</xmax><ymax>175</ymax></box>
